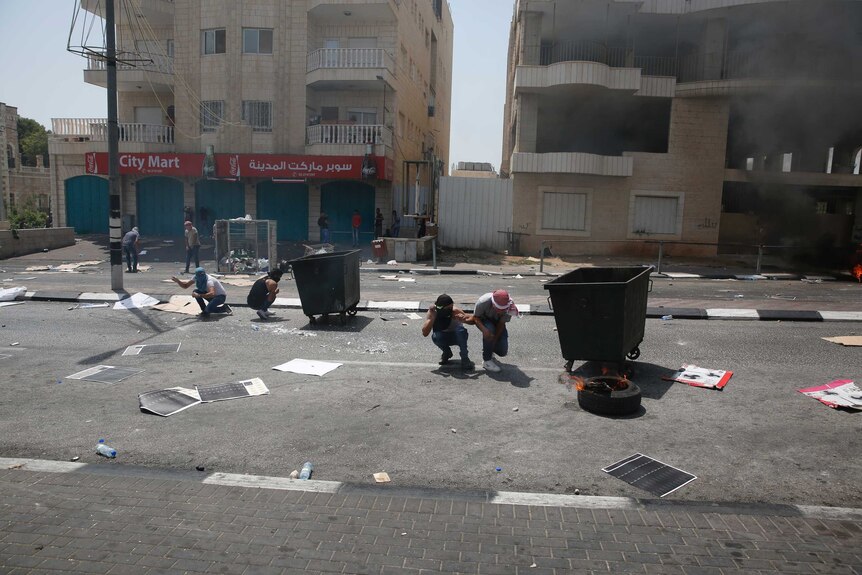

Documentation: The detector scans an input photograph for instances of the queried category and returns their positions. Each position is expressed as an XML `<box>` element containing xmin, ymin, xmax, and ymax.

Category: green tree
<box><xmin>17</xmin><ymin>117</ymin><xmax>49</xmax><ymax>167</ymax></box>
<box><xmin>9</xmin><ymin>199</ymin><xmax>47</xmax><ymax>229</ymax></box>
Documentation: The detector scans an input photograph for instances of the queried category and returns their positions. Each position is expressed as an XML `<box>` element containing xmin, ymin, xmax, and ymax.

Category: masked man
<box><xmin>421</xmin><ymin>294</ymin><xmax>474</xmax><ymax>371</ymax></box>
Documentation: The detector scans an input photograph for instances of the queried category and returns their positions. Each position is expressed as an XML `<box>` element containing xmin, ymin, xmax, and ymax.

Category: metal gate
<box><xmin>194</xmin><ymin>180</ymin><xmax>245</xmax><ymax>237</ymax></box>
<box><xmin>64</xmin><ymin>175</ymin><xmax>109</xmax><ymax>234</ymax></box>
<box><xmin>256</xmin><ymin>181</ymin><xmax>309</xmax><ymax>241</ymax></box>
<box><xmin>136</xmin><ymin>176</ymin><xmax>184</xmax><ymax>237</ymax></box>
<box><xmin>321</xmin><ymin>181</ymin><xmax>375</xmax><ymax>246</ymax></box>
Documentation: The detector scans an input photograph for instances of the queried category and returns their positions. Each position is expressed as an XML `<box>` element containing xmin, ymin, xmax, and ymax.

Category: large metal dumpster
<box><xmin>544</xmin><ymin>266</ymin><xmax>652</xmax><ymax>368</ymax></box>
<box><xmin>289</xmin><ymin>249</ymin><xmax>361</xmax><ymax>325</ymax></box>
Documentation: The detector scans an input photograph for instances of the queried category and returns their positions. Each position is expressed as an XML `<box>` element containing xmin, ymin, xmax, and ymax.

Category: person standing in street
<box><xmin>374</xmin><ymin>208</ymin><xmax>384</xmax><ymax>239</ymax></box>
<box><xmin>391</xmin><ymin>210</ymin><xmax>400</xmax><ymax>238</ymax></box>
<box><xmin>122</xmin><ymin>226</ymin><xmax>140</xmax><ymax>273</ymax></box>
<box><xmin>472</xmin><ymin>289</ymin><xmax>519</xmax><ymax>373</ymax></box>
<box><xmin>184</xmin><ymin>220</ymin><xmax>201</xmax><ymax>273</ymax></box>
<box><xmin>171</xmin><ymin>267</ymin><xmax>232</xmax><ymax>317</ymax></box>
<box><xmin>318</xmin><ymin>211</ymin><xmax>330</xmax><ymax>243</ymax></box>
<box><xmin>422</xmin><ymin>294</ymin><xmax>474</xmax><ymax>371</ymax></box>
<box><xmin>351</xmin><ymin>209</ymin><xmax>362</xmax><ymax>247</ymax></box>
<box><xmin>246</xmin><ymin>269</ymin><xmax>283</xmax><ymax>321</ymax></box>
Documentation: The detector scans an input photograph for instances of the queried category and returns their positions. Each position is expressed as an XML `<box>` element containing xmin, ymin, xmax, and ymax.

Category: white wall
<box><xmin>437</xmin><ymin>177</ymin><xmax>513</xmax><ymax>251</ymax></box>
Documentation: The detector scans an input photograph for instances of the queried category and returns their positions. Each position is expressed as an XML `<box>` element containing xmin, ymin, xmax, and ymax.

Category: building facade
<box><xmin>503</xmin><ymin>0</ymin><xmax>862</xmax><ymax>260</ymax></box>
<box><xmin>49</xmin><ymin>0</ymin><xmax>453</xmax><ymax>244</ymax></box>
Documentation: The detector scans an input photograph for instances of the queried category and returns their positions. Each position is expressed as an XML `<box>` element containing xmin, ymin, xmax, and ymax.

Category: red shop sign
<box><xmin>85</xmin><ymin>152</ymin><xmax>205</xmax><ymax>176</ymax></box>
<box><xmin>215</xmin><ymin>154</ymin><xmax>390</xmax><ymax>181</ymax></box>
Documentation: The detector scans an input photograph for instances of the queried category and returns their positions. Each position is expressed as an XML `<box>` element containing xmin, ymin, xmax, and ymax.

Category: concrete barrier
<box><xmin>0</xmin><ymin>228</ymin><xmax>76</xmax><ymax>259</ymax></box>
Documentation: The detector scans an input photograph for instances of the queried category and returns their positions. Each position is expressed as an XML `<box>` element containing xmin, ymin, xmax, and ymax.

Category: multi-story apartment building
<box><xmin>503</xmin><ymin>0</ymin><xmax>862</xmax><ymax>261</ymax></box>
<box><xmin>49</xmin><ymin>0</ymin><xmax>452</xmax><ymax>245</ymax></box>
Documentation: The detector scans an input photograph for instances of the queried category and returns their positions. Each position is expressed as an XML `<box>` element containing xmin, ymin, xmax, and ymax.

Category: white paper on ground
<box><xmin>404</xmin><ymin>312</ymin><xmax>423</xmax><ymax>320</ymax></box>
<box><xmin>113</xmin><ymin>292</ymin><xmax>160</xmax><ymax>310</ymax></box>
<box><xmin>0</xmin><ymin>287</ymin><xmax>27</xmax><ymax>301</ymax></box>
<box><xmin>272</xmin><ymin>358</ymin><xmax>342</xmax><ymax>376</ymax></box>
<box><xmin>0</xmin><ymin>301</ymin><xmax>24</xmax><ymax>308</ymax></box>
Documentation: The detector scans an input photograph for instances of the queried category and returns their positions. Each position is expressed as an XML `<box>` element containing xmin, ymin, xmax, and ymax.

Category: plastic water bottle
<box><xmin>299</xmin><ymin>461</ymin><xmax>313</xmax><ymax>480</ymax></box>
<box><xmin>95</xmin><ymin>439</ymin><xmax>116</xmax><ymax>458</ymax></box>
<box><xmin>661</xmin><ymin>315</ymin><xmax>673</xmax><ymax>321</ymax></box>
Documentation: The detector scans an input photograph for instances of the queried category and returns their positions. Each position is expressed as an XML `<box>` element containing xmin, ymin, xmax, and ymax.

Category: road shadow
<box><xmin>298</xmin><ymin>315</ymin><xmax>374</xmax><ymax>332</ymax></box>
<box><xmin>563</xmin><ymin>400</ymin><xmax>647</xmax><ymax>419</ymax></box>
<box><xmin>431</xmin><ymin>363</ymin><xmax>481</xmax><ymax>381</ymax></box>
<box><xmin>486</xmin><ymin>363</ymin><xmax>534</xmax><ymax>388</ymax></box>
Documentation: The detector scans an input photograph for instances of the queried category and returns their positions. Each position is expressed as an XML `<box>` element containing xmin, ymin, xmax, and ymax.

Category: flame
<box><xmin>853</xmin><ymin>264</ymin><xmax>862</xmax><ymax>283</ymax></box>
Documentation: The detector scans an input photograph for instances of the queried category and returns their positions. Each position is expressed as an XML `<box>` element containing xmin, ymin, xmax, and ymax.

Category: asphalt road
<box><xmin>0</xmin><ymin>300</ymin><xmax>859</xmax><ymax>507</ymax></box>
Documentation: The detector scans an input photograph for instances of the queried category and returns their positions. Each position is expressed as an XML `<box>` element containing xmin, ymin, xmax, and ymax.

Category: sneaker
<box><xmin>257</xmin><ymin>309</ymin><xmax>268</xmax><ymax>320</ymax></box>
<box><xmin>461</xmin><ymin>360</ymin><xmax>475</xmax><ymax>371</ymax></box>
<box><xmin>483</xmin><ymin>359</ymin><xmax>501</xmax><ymax>373</ymax></box>
<box><xmin>439</xmin><ymin>348</ymin><xmax>454</xmax><ymax>365</ymax></box>
<box><xmin>222</xmin><ymin>305</ymin><xmax>232</xmax><ymax>315</ymax></box>
<box><xmin>265</xmin><ymin>310</ymin><xmax>275</xmax><ymax>316</ymax></box>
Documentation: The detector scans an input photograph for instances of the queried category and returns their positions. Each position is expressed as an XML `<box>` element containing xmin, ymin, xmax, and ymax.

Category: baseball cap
<box><xmin>435</xmin><ymin>294</ymin><xmax>454</xmax><ymax>308</ymax></box>
<box><xmin>491</xmin><ymin>289</ymin><xmax>511</xmax><ymax>310</ymax></box>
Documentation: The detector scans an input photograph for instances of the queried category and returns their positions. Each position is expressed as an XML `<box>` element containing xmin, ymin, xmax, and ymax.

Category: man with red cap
<box><xmin>472</xmin><ymin>289</ymin><xmax>519</xmax><ymax>372</ymax></box>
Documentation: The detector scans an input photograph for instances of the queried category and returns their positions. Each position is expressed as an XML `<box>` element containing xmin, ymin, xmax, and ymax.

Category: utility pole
<box><xmin>106</xmin><ymin>0</ymin><xmax>123</xmax><ymax>290</ymax></box>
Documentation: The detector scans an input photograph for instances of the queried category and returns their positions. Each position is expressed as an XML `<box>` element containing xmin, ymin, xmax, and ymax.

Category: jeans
<box><xmin>321</xmin><ymin>228</ymin><xmax>330</xmax><ymax>243</ymax></box>
<box><xmin>185</xmin><ymin>245</ymin><xmax>200</xmax><ymax>272</ymax></box>
<box><xmin>479</xmin><ymin>318</ymin><xmax>508</xmax><ymax>361</ymax></box>
<box><xmin>352</xmin><ymin>227</ymin><xmax>360</xmax><ymax>246</ymax></box>
<box><xmin>431</xmin><ymin>324</ymin><xmax>470</xmax><ymax>361</ymax></box>
<box><xmin>194</xmin><ymin>293</ymin><xmax>227</xmax><ymax>315</ymax></box>
<box><xmin>123</xmin><ymin>245</ymin><xmax>137</xmax><ymax>271</ymax></box>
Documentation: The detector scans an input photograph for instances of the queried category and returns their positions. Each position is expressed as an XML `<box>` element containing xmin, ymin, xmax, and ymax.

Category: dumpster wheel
<box><xmin>577</xmin><ymin>376</ymin><xmax>642</xmax><ymax>416</ymax></box>
<box><xmin>626</xmin><ymin>347</ymin><xmax>641</xmax><ymax>360</ymax></box>
<box><xmin>347</xmin><ymin>306</ymin><xmax>358</xmax><ymax>316</ymax></box>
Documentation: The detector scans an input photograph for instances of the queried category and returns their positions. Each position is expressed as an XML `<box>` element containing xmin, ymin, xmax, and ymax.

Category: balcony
<box><xmin>49</xmin><ymin>118</ymin><xmax>175</xmax><ymax>155</ymax></box>
<box><xmin>308</xmin><ymin>0</ymin><xmax>397</xmax><ymax>22</ymax></box>
<box><xmin>306</xmin><ymin>123</ymin><xmax>392</xmax><ymax>156</ymax></box>
<box><xmin>510</xmin><ymin>152</ymin><xmax>633</xmax><ymax>177</ymax></box>
<box><xmin>307</xmin><ymin>48</ymin><xmax>395</xmax><ymax>88</ymax></box>
<box><xmin>84</xmin><ymin>55</ymin><xmax>174</xmax><ymax>92</ymax></box>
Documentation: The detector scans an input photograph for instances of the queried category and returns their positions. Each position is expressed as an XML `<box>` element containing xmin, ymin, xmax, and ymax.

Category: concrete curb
<box><xmin>19</xmin><ymin>291</ymin><xmax>862</xmax><ymax>322</ymax></box>
<box><xmin>1</xmin><ymin>457</ymin><xmax>859</xmax><ymax>522</ymax></box>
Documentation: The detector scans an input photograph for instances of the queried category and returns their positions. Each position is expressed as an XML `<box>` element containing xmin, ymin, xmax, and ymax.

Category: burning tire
<box><xmin>577</xmin><ymin>376</ymin><xmax>642</xmax><ymax>416</ymax></box>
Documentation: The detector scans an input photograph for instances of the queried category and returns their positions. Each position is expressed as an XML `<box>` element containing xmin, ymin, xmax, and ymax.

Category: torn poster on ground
<box><xmin>67</xmin><ymin>365</ymin><xmax>144</xmax><ymax>384</ymax></box>
<box><xmin>273</xmin><ymin>358</ymin><xmax>342</xmax><ymax>376</ymax></box>
<box><xmin>138</xmin><ymin>387</ymin><xmax>201</xmax><ymax>417</ymax></box>
<box><xmin>663</xmin><ymin>364</ymin><xmax>733</xmax><ymax>390</ymax></box>
<box><xmin>798</xmin><ymin>380</ymin><xmax>862</xmax><ymax>410</ymax></box>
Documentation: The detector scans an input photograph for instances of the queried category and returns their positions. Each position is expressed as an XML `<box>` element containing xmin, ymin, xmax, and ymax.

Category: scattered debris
<box><xmin>70</xmin><ymin>456</ymin><xmax>79</xmax><ymax>462</ymax></box>
<box><xmin>10</xmin><ymin>342</ymin><xmax>20</xmax><ymax>346</ymax></box>
<box><xmin>405</xmin><ymin>312</ymin><xmax>422</xmax><ymax>320</ymax></box>
<box><xmin>153</xmin><ymin>296</ymin><xmax>200</xmax><ymax>315</ymax></box>
<box><xmin>68</xmin><ymin>303</ymin><xmax>110</xmax><ymax>310</ymax></box>
<box><xmin>822</xmin><ymin>336</ymin><xmax>862</xmax><ymax>347</ymax></box>
<box><xmin>373</xmin><ymin>472</ymin><xmax>391</xmax><ymax>483</ymax></box>
<box><xmin>113</xmin><ymin>292</ymin><xmax>159</xmax><ymax>310</ymax></box>
<box><xmin>0</xmin><ymin>287</ymin><xmax>27</xmax><ymax>301</ymax></box>
<box><xmin>272</xmin><ymin>358</ymin><xmax>342</xmax><ymax>376</ymax></box>
<box><xmin>289</xmin><ymin>470</ymin><xmax>299</xmax><ymax>479</ymax></box>
<box><xmin>196</xmin><ymin>465</ymin><xmax>205</xmax><ymax>471</ymax></box>
<box><xmin>603</xmin><ymin>453</ymin><xmax>696</xmax><ymax>497</ymax></box>
<box><xmin>123</xmin><ymin>343</ymin><xmax>182</xmax><ymax>356</ymax></box>
<box><xmin>387</xmin><ymin>260</ymin><xmax>397</xmax><ymax>265</ymax></box>
<box><xmin>798</xmin><ymin>380</ymin><xmax>862</xmax><ymax>410</ymax></box>
<box><xmin>367</xmin><ymin>404</ymin><xmax>381</xmax><ymax>412</ymax></box>
<box><xmin>0</xmin><ymin>301</ymin><xmax>24</xmax><ymax>308</ymax></box>
<box><xmin>139</xmin><ymin>378</ymin><xmax>270</xmax><ymax>416</ymax></box>
<box><xmin>663</xmin><ymin>364</ymin><xmax>732</xmax><ymax>390</ymax></box>
<box><xmin>515</xmin><ymin>274</ymin><xmax>523</xmax><ymax>279</ymax></box>
<box><xmin>7</xmin><ymin>463</ymin><xmax>25</xmax><ymax>469</ymax></box>
<box><xmin>66</xmin><ymin>365</ymin><xmax>144</xmax><ymax>384</ymax></box>
<box><xmin>512</xmin><ymin>407</ymin><xmax>519</xmax><ymax>412</ymax></box>
<box><xmin>450</xmin><ymin>428</ymin><xmax>457</xmax><ymax>433</ymax></box>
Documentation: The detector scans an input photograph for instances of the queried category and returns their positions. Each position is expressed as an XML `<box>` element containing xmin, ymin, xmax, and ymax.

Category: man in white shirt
<box><xmin>171</xmin><ymin>266</ymin><xmax>231</xmax><ymax>317</ymax></box>
<box><xmin>472</xmin><ymin>289</ymin><xmax>519</xmax><ymax>372</ymax></box>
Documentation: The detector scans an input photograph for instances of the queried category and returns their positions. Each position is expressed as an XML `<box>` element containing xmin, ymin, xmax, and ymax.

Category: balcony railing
<box><xmin>86</xmin><ymin>54</ymin><xmax>174</xmax><ymax>74</ymax></box>
<box><xmin>307</xmin><ymin>48</ymin><xmax>389</xmax><ymax>71</ymax></box>
<box><xmin>306</xmin><ymin>124</ymin><xmax>391</xmax><ymax>147</ymax></box>
<box><xmin>52</xmin><ymin>119</ymin><xmax>174</xmax><ymax>144</ymax></box>
<box><xmin>537</xmin><ymin>40</ymin><xmax>678</xmax><ymax>77</ymax></box>
<box><xmin>678</xmin><ymin>48</ymin><xmax>861</xmax><ymax>82</ymax></box>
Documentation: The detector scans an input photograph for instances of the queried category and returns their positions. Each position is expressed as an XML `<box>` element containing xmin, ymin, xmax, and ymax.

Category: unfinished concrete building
<box><xmin>502</xmin><ymin>0</ymin><xmax>862</xmax><ymax>264</ymax></box>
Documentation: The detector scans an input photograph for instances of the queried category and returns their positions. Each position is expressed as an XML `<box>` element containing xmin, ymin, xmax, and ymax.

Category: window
<box><xmin>202</xmin><ymin>29</ymin><xmax>226</xmax><ymax>55</ymax></box>
<box><xmin>632</xmin><ymin>194</ymin><xmax>681</xmax><ymax>235</ymax></box>
<box><xmin>242</xmin><ymin>101</ymin><xmax>272</xmax><ymax>132</ymax></box>
<box><xmin>541</xmin><ymin>191</ymin><xmax>589</xmax><ymax>231</ymax></box>
<box><xmin>243</xmin><ymin>28</ymin><xmax>273</xmax><ymax>54</ymax></box>
<box><xmin>200</xmin><ymin>100</ymin><xmax>224</xmax><ymax>133</ymax></box>
<box><xmin>347</xmin><ymin>108</ymin><xmax>377</xmax><ymax>125</ymax></box>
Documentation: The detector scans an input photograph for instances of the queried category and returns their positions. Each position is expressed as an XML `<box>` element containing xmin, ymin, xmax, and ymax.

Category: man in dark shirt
<box><xmin>121</xmin><ymin>227</ymin><xmax>140</xmax><ymax>273</ymax></box>
<box><xmin>421</xmin><ymin>294</ymin><xmax>474</xmax><ymax>371</ymax></box>
<box><xmin>246</xmin><ymin>270</ymin><xmax>283</xmax><ymax>320</ymax></box>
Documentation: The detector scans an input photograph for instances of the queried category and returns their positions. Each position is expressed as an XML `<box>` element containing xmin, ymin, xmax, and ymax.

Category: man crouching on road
<box><xmin>246</xmin><ymin>269</ymin><xmax>283</xmax><ymax>320</ymax></box>
<box><xmin>422</xmin><ymin>294</ymin><xmax>475</xmax><ymax>371</ymax></box>
<box><xmin>171</xmin><ymin>267</ymin><xmax>232</xmax><ymax>317</ymax></box>
<box><xmin>473</xmin><ymin>289</ymin><xmax>519</xmax><ymax>373</ymax></box>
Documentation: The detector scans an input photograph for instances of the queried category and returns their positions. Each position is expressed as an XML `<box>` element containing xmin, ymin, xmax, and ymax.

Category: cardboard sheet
<box><xmin>123</xmin><ymin>343</ymin><xmax>181</xmax><ymax>356</ymax></box>
<box><xmin>663</xmin><ymin>364</ymin><xmax>733</xmax><ymax>390</ymax></box>
<box><xmin>822</xmin><ymin>336</ymin><xmax>862</xmax><ymax>347</ymax></box>
<box><xmin>273</xmin><ymin>358</ymin><xmax>342</xmax><ymax>376</ymax></box>
<box><xmin>153</xmin><ymin>295</ymin><xmax>200</xmax><ymax>315</ymax></box>
<box><xmin>219</xmin><ymin>276</ymin><xmax>256</xmax><ymax>287</ymax></box>
<box><xmin>138</xmin><ymin>387</ymin><xmax>201</xmax><ymax>417</ymax></box>
<box><xmin>67</xmin><ymin>365</ymin><xmax>144</xmax><ymax>384</ymax></box>
<box><xmin>196</xmin><ymin>378</ymin><xmax>269</xmax><ymax>402</ymax></box>
<box><xmin>603</xmin><ymin>453</ymin><xmax>697</xmax><ymax>497</ymax></box>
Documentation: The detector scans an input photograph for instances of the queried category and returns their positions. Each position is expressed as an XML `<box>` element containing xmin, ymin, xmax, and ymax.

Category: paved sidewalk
<box><xmin>1</xmin><ymin>459</ymin><xmax>860</xmax><ymax>575</ymax></box>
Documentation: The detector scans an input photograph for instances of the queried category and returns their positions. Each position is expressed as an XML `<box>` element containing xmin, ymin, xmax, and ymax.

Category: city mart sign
<box><xmin>85</xmin><ymin>152</ymin><xmax>392</xmax><ymax>181</ymax></box>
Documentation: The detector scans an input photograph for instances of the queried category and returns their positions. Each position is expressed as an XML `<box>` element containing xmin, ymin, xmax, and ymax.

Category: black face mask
<box><xmin>433</xmin><ymin>307</ymin><xmax>453</xmax><ymax>331</ymax></box>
